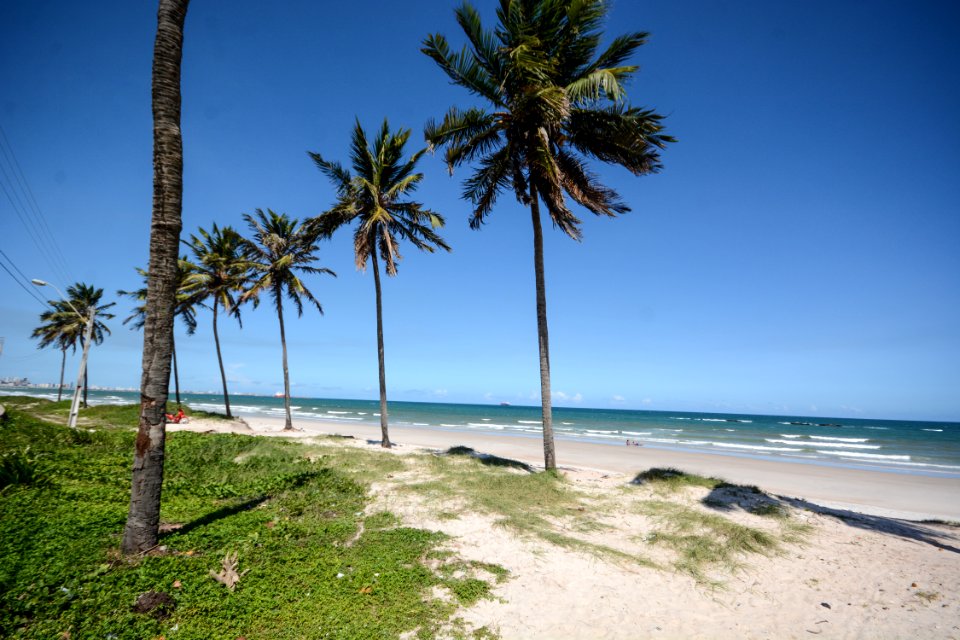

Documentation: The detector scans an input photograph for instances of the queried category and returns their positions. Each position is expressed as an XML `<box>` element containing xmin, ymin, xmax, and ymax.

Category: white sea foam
<box><xmin>439</xmin><ymin>424</ymin><xmax>460</xmax><ymax>428</ymax></box>
<box><xmin>809</xmin><ymin>435</ymin><xmax>869</xmax><ymax>443</ymax></box>
<box><xmin>712</xmin><ymin>442</ymin><xmax>805</xmax><ymax>453</ymax></box>
<box><xmin>482</xmin><ymin>418</ymin><xmax>491</xmax><ymax>421</ymax></box>
<box><xmin>780</xmin><ymin>434</ymin><xmax>802</xmax><ymax>438</ymax></box>
<box><xmin>561</xmin><ymin>422</ymin><xmax>574</xmax><ymax>425</ymax></box>
<box><xmin>517</xmin><ymin>420</ymin><xmax>541</xmax><ymax>424</ymax></box>
<box><xmin>864</xmin><ymin>426</ymin><xmax>889</xmax><ymax>430</ymax></box>
<box><xmin>327</xmin><ymin>411</ymin><xmax>351</xmax><ymax>415</ymax></box>
<box><xmin>816</xmin><ymin>450</ymin><xmax>910</xmax><ymax>461</ymax></box>
<box><xmin>621</xmin><ymin>431</ymin><xmax>652</xmax><ymax>436</ymax></box>
<box><xmin>467</xmin><ymin>422</ymin><xmax>508</xmax><ymax>429</ymax></box>
<box><xmin>766</xmin><ymin>439</ymin><xmax>880</xmax><ymax>450</ymax></box>
<box><xmin>922</xmin><ymin>429</ymin><xmax>944</xmax><ymax>432</ymax></box>
<box><xmin>357</xmin><ymin>412</ymin><xmax>367</xmax><ymax>415</ymax></box>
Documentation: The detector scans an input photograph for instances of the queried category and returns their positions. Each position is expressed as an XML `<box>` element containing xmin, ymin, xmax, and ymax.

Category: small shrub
<box><xmin>0</xmin><ymin>448</ymin><xmax>48</xmax><ymax>490</ymax></box>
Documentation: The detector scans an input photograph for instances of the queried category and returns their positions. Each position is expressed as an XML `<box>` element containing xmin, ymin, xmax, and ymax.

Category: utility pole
<box><xmin>31</xmin><ymin>279</ymin><xmax>93</xmax><ymax>429</ymax></box>
<box><xmin>67</xmin><ymin>310</ymin><xmax>95</xmax><ymax>428</ymax></box>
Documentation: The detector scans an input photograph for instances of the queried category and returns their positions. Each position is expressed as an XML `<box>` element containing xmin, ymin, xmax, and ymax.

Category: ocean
<box><xmin>3</xmin><ymin>388</ymin><xmax>958</xmax><ymax>478</ymax></box>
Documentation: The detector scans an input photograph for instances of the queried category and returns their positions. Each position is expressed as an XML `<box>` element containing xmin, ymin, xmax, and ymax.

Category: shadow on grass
<box><xmin>701</xmin><ymin>486</ymin><xmax>960</xmax><ymax>554</ymax></box>
<box><xmin>444</xmin><ymin>446</ymin><xmax>534</xmax><ymax>473</ymax></box>
<box><xmin>164</xmin><ymin>495</ymin><xmax>269</xmax><ymax>539</ymax></box>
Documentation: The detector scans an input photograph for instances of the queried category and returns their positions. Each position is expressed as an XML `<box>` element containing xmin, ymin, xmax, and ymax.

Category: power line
<box><xmin>0</xmin><ymin>124</ymin><xmax>74</xmax><ymax>282</ymax></box>
<box><xmin>0</xmin><ymin>175</ymin><xmax>72</xmax><ymax>288</ymax></box>
<box><xmin>0</xmin><ymin>246</ymin><xmax>50</xmax><ymax>307</ymax></box>
<box><xmin>0</xmin><ymin>255</ymin><xmax>49</xmax><ymax>309</ymax></box>
<box><xmin>0</xmin><ymin>122</ymin><xmax>74</xmax><ymax>286</ymax></box>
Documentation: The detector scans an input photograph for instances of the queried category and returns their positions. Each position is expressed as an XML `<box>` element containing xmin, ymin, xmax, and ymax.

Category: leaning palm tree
<box><xmin>122</xmin><ymin>0</ymin><xmax>190</xmax><ymax>556</ymax></box>
<box><xmin>31</xmin><ymin>299</ymin><xmax>82</xmax><ymax>401</ymax></box>
<box><xmin>118</xmin><ymin>257</ymin><xmax>201</xmax><ymax>405</ymax></box>
<box><xmin>182</xmin><ymin>223</ymin><xmax>249</xmax><ymax>418</ymax></box>
<box><xmin>309</xmin><ymin>119</ymin><xmax>450</xmax><ymax>448</ymax></box>
<box><xmin>239</xmin><ymin>208</ymin><xmax>333</xmax><ymax>430</ymax></box>
<box><xmin>62</xmin><ymin>283</ymin><xmax>115</xmax><ymax>407</ymax></box>
<box><xmin>423</xmin><ymin>0</ymin><xmax>674</xmax><ymax>470</ymax></box>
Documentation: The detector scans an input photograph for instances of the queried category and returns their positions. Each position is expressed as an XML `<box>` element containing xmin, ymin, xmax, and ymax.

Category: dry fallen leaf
<box><xmin>360</xmin><ymin>586</ymin><xmax>373</xmax><ymax>594</ymax></box>
<box><xmin>172</xmin><ymin>580</ymin><xmax>182</xmax><ymax>589</ymax></box>
<box><xmin>209</xmin><ymin>552</ymin><xmax>250</xmax><ymax>591</ymax></box>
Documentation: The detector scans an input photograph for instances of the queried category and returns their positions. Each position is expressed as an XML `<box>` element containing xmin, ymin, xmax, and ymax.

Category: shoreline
<box><xmin>187</xmin><ymin>412</ymin><xmax>960</xmax><ymax>522</ymax></box>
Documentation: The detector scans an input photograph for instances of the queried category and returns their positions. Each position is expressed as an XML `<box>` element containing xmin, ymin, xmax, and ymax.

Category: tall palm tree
<box><xmin>64</xmin><ymin>283</ymin><xmax>115</xmax><ymax>407</ymax></box>
<box><xmin>182</xmin><ymin>223</ymin><xmax>248</xmax><ymax>418</ymax></box>
<box><xmin>31</xmin><ymin>299</ymin><xmax>81</xmax><ymax>402</ymax></box>
<box><xmin>122</xmin><ymin>0</ymin><xmax>190</xmax><ymax>555</ymax></box>
<box><xmin>309</xmin><ymin>119</ymin><xmax>450</xmax><ymax>448</ymax></box>
<box><xmin>240</xmin><ymin>208</ymin><xmax>333</xmax><ymax>430</ymax></box>
<box><xmin>118</xmin><ymin>258</ymin><xmax>201</xmax><ymax>405</ymax></box>
<box><xmin>423</xmin><ymin>0</ymin><xmax>674</xmax><ymax>470</ymax></box>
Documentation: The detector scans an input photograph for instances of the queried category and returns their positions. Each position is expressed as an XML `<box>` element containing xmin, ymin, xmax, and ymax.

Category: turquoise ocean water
<box><xmin>3</xmin><ymin>388</ymin><xmax>958</xmax><ymax>478</ymax></box>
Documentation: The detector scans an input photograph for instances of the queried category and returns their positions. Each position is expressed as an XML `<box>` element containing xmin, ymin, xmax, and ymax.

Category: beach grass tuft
<box><xmin>631</xmin><ymin>467</ymin><xmax>724</xmax><ymax>490</ymax></box>
<box><xmin>635</xmin><ymin>500</ymin><xmax>781</xmax><ymax>581</ymax></box>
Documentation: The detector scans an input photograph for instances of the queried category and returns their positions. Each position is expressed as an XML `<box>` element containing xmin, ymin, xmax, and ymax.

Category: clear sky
<box><xmin>1</xmin><ymin>0</ymin><xmax>958</xmax><ymax>421</ymax></box>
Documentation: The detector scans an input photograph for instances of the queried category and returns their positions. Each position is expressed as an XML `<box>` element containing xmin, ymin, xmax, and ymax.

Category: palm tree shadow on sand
<box><xmin>701</xmin><ymin>481</ymin><xmax>960</xmax><ymax>554</ymax></box>
<box><xmin>442</xmin><ymin>446</ymin><xmax>535</xmax><ymax>473</ymax></box>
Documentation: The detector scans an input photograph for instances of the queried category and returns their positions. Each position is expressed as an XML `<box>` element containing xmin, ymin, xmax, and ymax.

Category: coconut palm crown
<box><xmin>118</xmin><ymin>258</ymin><xmax>203</xmax><ymax>405</ymax></box>
<box><xmin>32</xmin><ymin>283</ymin><xmax>115</xmax><ymax>406</ymax></box>
<box><xmin>118</xmin><ymin>258</ymin><xmax>201</xmax><ymax>334</ymax></box>
<box><xmin>181</xmin><ymin>223</ymin><xmax>250</xmax><ymax>417</ymax></box>
<box><xmin>423</xmin><ymin>0</ymin><xmax>674</xmax><ymax>236</ymax></box>
<box><xmin>422</xmin><ymin>0</ymin><xmax>674</xmax><ymax>470</ymax></box>
<box><xmin>239</xmin><ymin>208</ymin><xmax>333</xmax><ymax>430</ymax></box>
<box><xmin>308</xmin><ymin>119</ymin><xmax>450</xmax><ymax>274</ymax></box>
<box><xmin>240</xmin><ymin>209</ymin><xmax>331</xmax><ymax>318</ymax></box>
<box><xmin>308</xmin><ymin>119</ymin><xmax>450</xmax><ymax>448</ymax></box>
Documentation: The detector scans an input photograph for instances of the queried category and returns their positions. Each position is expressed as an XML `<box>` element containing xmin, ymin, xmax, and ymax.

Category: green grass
<box><xmin>406</xmin><ymin>449</ymin><xmax>649</xmax><ymax>565</ymax></box>
<box><xmin>631</xmin><ymin>467</ymin><xmax>724</xmax><ymax>491</ymax></box>
<box><xmin>0</xmin><ymin>402</ymin><xmax>504</xmax><ymax>639</ymax></box>
<box><xmin>634</xmin><ymin>499</ymin><xmax>808</xmax><ymax>583</ymax></box>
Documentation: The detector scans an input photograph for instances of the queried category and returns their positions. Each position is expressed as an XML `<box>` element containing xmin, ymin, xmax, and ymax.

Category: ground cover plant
<box><xmin>0</xmin><ymin>400</ymin><xmax>500</xmax><ymax>639</ymax></box>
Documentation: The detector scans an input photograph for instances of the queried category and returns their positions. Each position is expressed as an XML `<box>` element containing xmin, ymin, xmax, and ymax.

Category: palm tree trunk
<box><xmin>212</xmin><ymin>300</ymin><xmax>232</xmax><ymax>418</ymax></box>
<box><xmin>529</xmin><ymin>184</ymin><xmax>556</xmax><ymax>471</ymax></box>
<box><xmin>370</xmin><ymin>246</ymin><xmax>391</xmax><ymax>448</ymax></box>
<box><xmin>122</xmin><ymin>0</ymin><xmax>190</xmax><ymax>555</ymax></box>
<box><xmin>83</xmin><ymin>366</ymin><xmax>89</xmax><ymax>408</ymax></box>
<box><xmin>275</xmin><ymin>291</ymin><xmax>294</xmax><ymax>430</ymax></box>
<box><xmin>172</xmin><ymin>331</ymin><xmax>181</xmax><ymax>405</ymax></box>
<box><xmin>58</xmin><ymin>347</ymin><xmax>66</xmax><ymax>402</ymax></box>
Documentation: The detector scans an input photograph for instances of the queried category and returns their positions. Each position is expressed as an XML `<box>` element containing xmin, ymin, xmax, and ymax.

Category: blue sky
<box><xmin>1</xmin><ymin>0</ymin><xmax>958</xmax><ymax>421</ymax></box>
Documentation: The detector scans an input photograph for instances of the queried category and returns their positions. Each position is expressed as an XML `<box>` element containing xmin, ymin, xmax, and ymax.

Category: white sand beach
<box><xmin>171</xmin><ymin>415</ymin><xmax>960</xmax><ymax>639</ymax></box>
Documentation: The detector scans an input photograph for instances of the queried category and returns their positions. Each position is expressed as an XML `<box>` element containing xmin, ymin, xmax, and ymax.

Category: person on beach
<box><xmin>166</xmin><ymin>407</ymin><xmax>186</xmax><ymax>424</ymax></box>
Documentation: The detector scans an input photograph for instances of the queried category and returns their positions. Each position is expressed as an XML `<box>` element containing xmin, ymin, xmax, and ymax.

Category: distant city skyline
<box><xmin>1</xmin><ymin>1</ymin><xmax>958</xmax><ymax>422</ymax></box>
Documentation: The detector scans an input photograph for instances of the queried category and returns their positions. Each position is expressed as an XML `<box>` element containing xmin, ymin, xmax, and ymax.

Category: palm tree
<box><xmin>122</xmin><ymin>0</ymin><xmax>190</xmax><ymax>555</ymax></box>
<box><xmin>63</xmin><ymin>283</ymin><xmax>115</xmax><ymax>407</ymax></box>
<box><xmin>240</xmin><ymin>208</ymin><xmax>333</xmax><ymax>430</ymax></box>
<box><xmin>118</xmin><ymin>258</ymin><xmax>201</xmax><ymax>405</ymax></box>
<box><xmin>182</xmin><ymin>223</ymin><xmax>249</xmax><ymax>418</ymax></box>
<box><xmin>423</xmin><ymin>0</ymin><xmax>674</xmax><ymax>470</ymax></box>
<box><xmin>309</xmin><ymin>119</ymin><xmax>450</xmax><ymax>448</ymax></box>
<box><xmin>31</xmin><ymin>299</ymin><xmax>82</xmax><ymax>402</ymax></box>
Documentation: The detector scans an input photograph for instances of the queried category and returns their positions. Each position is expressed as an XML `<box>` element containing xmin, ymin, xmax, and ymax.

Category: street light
<box><xmin>32</xmin><ymin>279</ymin><xmax>95</xmax><ymax>429</ymax></box>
